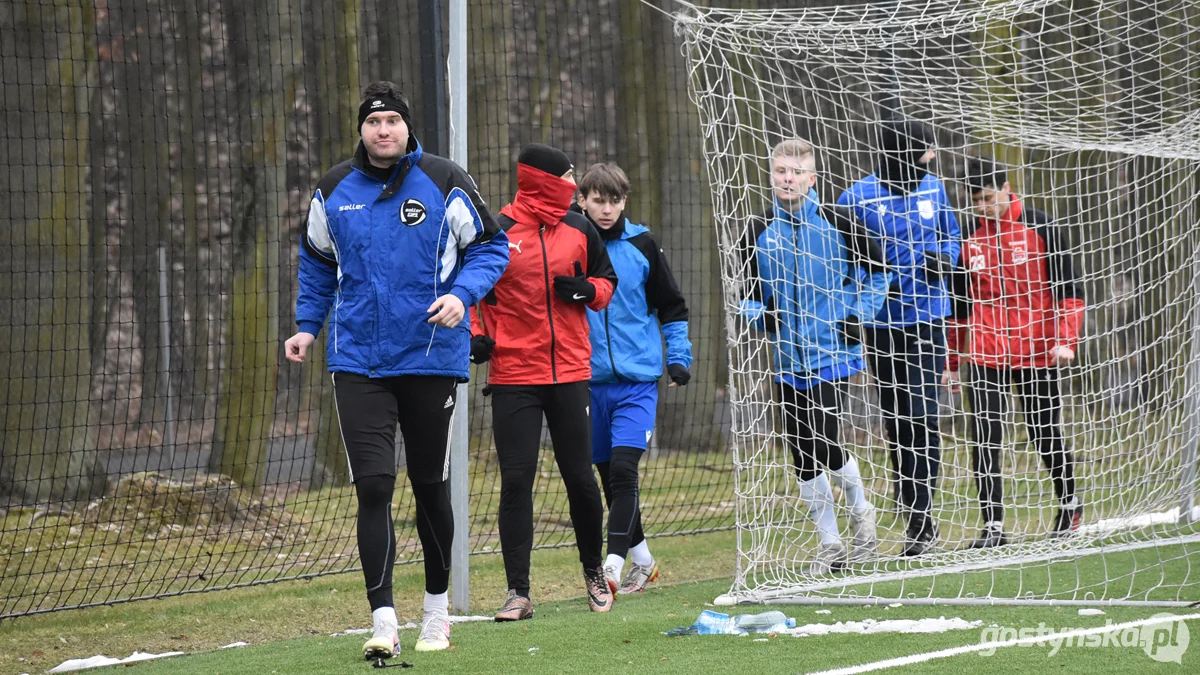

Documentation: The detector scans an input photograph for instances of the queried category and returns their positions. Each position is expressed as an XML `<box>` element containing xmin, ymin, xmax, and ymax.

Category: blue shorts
<box><xmin>591</xmin><ymin>381</ymin><xmax>658</xmax><ymax>463</ymax></box>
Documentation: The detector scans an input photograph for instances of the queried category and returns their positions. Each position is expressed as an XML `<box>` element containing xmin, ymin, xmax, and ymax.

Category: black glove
<box><xmin>553</xmin><ymin>261</ymin><xmax>596</xmax><ymax>304</ymax></box>
<box><xmin>667</xmin><ymin>363</ymin><xmax>691</xmax><ymax>386</ymax></box>
<box><xmin>839</xmin><ymin>315</ymin><xmax>863</xmax><ymax>347</ymax></box>
<box><xmin>922</xmin><ymin>252</ymin><xmax>954</xmax><ymax>285</ymax></box>
<box><xmin>762</xmin><ymin>297</ymin><xmax>780</xmax><ymax>334</ymax></box>
<box><xmin>469</xmin><ymin>335</ymin><xmax>495</xmax><ymax>364</ymax></box>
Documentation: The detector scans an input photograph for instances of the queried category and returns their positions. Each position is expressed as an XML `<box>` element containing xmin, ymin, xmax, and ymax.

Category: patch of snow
<box><xmin>49</xmin><ymin>651</ymin><xmax>184</xmax><ymax>673</ymax></box>
<box><xmin>786</xmin><ymin>616</ymin><xmax>982</xmax><ymax>638</ymax></box>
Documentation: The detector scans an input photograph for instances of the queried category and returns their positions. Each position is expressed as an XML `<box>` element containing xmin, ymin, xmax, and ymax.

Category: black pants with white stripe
<box><xmin>334</xmin><ymin>372</ymin><xmax>458</xmax><ymax>609</ymax></box>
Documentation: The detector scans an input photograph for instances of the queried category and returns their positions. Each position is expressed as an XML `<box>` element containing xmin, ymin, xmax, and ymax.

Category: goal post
<box><xmin>675</xmin><ymin>0</ymin><xmax>1200</xmax><ymax>607</ymax></box>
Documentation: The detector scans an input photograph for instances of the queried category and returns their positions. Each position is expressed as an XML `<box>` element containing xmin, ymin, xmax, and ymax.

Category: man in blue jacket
<box><xmin>836</xmin><ymin>119</ymin><xmax>961</xmax><ymax>556</ymax></box>
<box><xmin>573</xmin><ymin>163</ymin><xmax>692</xmax><ymax>597</ymax></box>
<box><xmin>284</xmin><ymin>81</ymin><xmax>508</xmax><ymax>658</ymax></box>
<box><xmin>739</xmin><ymin>139</ymin><xmax>892</xmax><ymax>574</ymax></box>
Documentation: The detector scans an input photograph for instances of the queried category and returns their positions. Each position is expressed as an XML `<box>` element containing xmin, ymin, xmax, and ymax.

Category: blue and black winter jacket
<box><xmin>739</xmin><ymin>192</ymin><xmax>892</xmax><ymax>388</ymax></box>
<box><xmin>578</xmin><ymin>210</ymin><xmax>692</xmax><ymax>384</ymax></box>
<box><xmin>836</xmin><ymin>173</ymin><xmax>960</xmax><ymax>327</ymax></box>
<box><xmin>296</xmin><ymin>140</ymin><xmax>509</xmax><ymax>379</ymax></box>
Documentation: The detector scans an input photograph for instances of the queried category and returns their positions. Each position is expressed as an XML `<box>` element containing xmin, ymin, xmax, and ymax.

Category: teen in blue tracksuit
<box><xmin>573</xmin><ymin>164</ymin><xmax>691</xmax><ymax>597</ymax></box>
<box><xmin>836</xmin><ymin>119</ymin><xmax>961</xmax><ymax>556</ymax></box>
<box><xmin>284</xmin><ymin>82</ymin><xmax>508</xmax><ymax>657</ymax></box>
<box><xmin>738</xmin><ymin>140</ymin><xmax>892</xmax><ymax>574</ymax></box>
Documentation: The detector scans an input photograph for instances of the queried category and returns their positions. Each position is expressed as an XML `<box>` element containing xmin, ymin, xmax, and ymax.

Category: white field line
<box><xmin>802</xmin><ymin>612</ymin><xmax>1200</xmax><ymax>675</ymax></box>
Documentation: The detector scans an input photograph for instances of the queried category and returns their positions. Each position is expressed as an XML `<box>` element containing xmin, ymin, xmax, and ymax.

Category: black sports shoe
<box><xmin>970</xmin><ymin>523</ymin><xmax>1009</xmax><ymax>549</ymax></box>
<box><xmin>902</xmin><ymin>518</ymin><xmax>938</xmax><ymax>557</ymax></box>
<box><xmin>1051</xmin><ymin>502</ymin><xmax>1083</xmax><ymax>539</ymax></box>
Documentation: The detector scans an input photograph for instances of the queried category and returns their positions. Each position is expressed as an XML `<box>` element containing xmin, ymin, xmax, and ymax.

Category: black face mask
<box><xmin>876</xmin><ymin>120</ymin><xmax>935</xmax><ymax>195</ymax></box>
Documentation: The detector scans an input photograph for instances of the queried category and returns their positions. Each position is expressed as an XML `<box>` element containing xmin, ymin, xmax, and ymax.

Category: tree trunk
<box><xmin>208</xmin><ymin>0</ymin><xmax>299</xmax><ymax>488</ymax></box>
<box><xmin>0</xmin><ymin>0</ymin><xmax>106</xmax><ymax>504</ymax></box>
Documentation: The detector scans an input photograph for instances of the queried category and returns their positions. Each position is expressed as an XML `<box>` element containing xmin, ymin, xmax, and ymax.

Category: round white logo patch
<box><xmin>399</xmin><ymin>199</ymin><xmax>427</xmax><ymax>226</ymax></box>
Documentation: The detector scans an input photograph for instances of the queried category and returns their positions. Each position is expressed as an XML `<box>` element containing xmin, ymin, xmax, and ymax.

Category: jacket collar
<box><xmin>578</xmin><ymin>207</ymin><xmax>627</xmax><ymax>241</ymax></box>
<box><xmin>773</xmin><ymin>190</ymin><xmax>819</xmax><ymax>224</ymax></box>
<box><xmin>500</xmin><ymin>163</ymin><xmax>577</xmax><ymax>228</ymax></box>
<box><xmin>352</xmin><ymin>137</ymin><xmax>423</xmax><ymax>176</ymax></box>
<box><xmin>981</xmin><ymin>193</ymin><xmax>1024</xmax><ymax>231</ymax></box>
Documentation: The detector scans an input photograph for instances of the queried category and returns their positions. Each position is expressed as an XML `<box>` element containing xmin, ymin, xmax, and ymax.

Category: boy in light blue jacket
<box><xmin>739</xmin><ymin>139</ymin><xmax>892</xmax><ymax>574</ymax></box>
<box><xmin>574</xmin><ymin>163</ymin><xmax>692</xmax><ymax>597</ymax></box>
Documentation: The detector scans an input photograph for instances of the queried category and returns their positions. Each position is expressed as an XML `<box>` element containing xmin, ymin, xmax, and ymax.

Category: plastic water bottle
<box><xmin>693</xmin><ymin>610</ymin><xmax>736</xmax><ymax>635</ymax></box>
<box><xmin>732</xmin><ymin>610</ymin><xmax>796</xmax><ymax>633</ymax></box>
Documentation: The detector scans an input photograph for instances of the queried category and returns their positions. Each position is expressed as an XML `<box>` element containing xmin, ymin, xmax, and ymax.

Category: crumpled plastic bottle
<box><xmin>665</xmin><ymin>609</ymin><xmax>796</xmax><ymax>636</ymax></box>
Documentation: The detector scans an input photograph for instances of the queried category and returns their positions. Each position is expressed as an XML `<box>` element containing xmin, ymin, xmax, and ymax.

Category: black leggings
<box><xmin>334</xmin><ymin>374</ymin><xmax>459</xmax><ymax>610</ymax></box>
<box><xmin>596</xmin><ymin>446</ymin><xmax>645</xmax><ymax>558</ymax></box>
<box><xmin>864</xmin><ymin>322</ymin><xmax>945</xmax><ymax>528</ymax></box>
<box><xmin>967</xmin><ymin>364</ymin><xmax>1077</xmax><ymax>524</ymax></box>
<box><xmin>354</xmin><ymin>476</ymin><xmax>453</xmax><ymax>609</ymax></box>
<box><xmin>778</xmin><ymin>380</ymin><xmax>848</xmax><ymax>482</ymax></box>
<box><xmin>491</xmin><ymin>382</ymin><xmax>605</xmax><ymax>597</ymax></box>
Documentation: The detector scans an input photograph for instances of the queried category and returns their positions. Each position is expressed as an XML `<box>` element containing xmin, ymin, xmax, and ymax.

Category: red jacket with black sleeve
<box><xmin>947</xmin><ymin>195</ymin><xmax>1085</xmax><ymax>371</ymax></box>
<box><xmin>471</xmin><ymin>164</ymin><xmax>617</xmax><ymax>385</ymax></box>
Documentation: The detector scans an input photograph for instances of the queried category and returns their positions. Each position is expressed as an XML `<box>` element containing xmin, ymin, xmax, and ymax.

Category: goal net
<box><xmin>676</xmin><ymin>0</ymin><xmax>1200</xmax><ymax>606</ymax></box>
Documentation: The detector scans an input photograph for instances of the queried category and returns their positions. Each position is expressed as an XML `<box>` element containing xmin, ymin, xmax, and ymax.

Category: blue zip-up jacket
<box><xmin>296</xmin><ymin>140</ymin><xmax>509</xmax><ymax>379</ymax></box>
<box><xmin>836</xmin><ymin>173</ymin><xmax>960</xmax><ymax>327</ymax></box>
<box><xmin>582</xmin><ymin>212</ymin><xmax>692</xmax><ymax>384</ymax></box>
<box><xmin>738</xmin><ymin>191</ymin><xmax>892</xmax><ymax>387</ymax></box>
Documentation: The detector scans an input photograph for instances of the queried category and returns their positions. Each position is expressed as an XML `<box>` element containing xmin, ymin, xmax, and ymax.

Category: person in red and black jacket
<box><xmin>468</xmin><ymin>144</ymin><xmax>618</xmax><ymax>620</ymax></box>
<box><xmin>945</xmin><ymin>157</ymin><xmax>1084</xmax><ymax>548</ymax></box>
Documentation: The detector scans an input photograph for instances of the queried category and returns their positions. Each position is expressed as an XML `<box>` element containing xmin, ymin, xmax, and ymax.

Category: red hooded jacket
<box><xmin>947</xmin><ymin>196</ymin><xmax>1085</xmax><ymax>371</ymax></box>
<box><xmin>472</xmin><ymin>164</ymin><xmax>617</xmax><ymax>385</ymax></box>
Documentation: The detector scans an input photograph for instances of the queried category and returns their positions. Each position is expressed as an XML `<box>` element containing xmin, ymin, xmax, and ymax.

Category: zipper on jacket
<box><xmin>603</xmin><ymin>308</ymin><xmax>627</xmax><ymax>382</ymax></box>
<box><xmin>539</xmin><ymin>224</ymin><xmax>558</xmax><ymax>382</ymax></box>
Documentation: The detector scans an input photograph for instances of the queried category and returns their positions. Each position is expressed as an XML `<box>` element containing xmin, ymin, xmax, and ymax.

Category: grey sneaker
<box><xmin>847</xmin><ymin>508</ymin><xmax>878</xmax><ymax>563</ymax></box>
<box><xmin>617</xmin><ymin>559</ymin><xmax>660</xmax><ymax>594</ymax></box>
<box><xmin>808</xmin><ymin>541</ymin><xmax>848</xmax><ymax>576</ymax></box>
<box><xmin>415</xmin><ymin>610</ymin><xmax>450</xmax><ymax>652</ymax></box>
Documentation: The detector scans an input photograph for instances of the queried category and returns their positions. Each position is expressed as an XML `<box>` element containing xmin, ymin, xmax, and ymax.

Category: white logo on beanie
<box><xmin>371</xmin><ymin>100</ymin><xmax>384</xmax><ymax>109</ymax></box>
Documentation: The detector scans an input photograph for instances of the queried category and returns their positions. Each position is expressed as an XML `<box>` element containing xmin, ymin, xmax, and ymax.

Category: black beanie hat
<box><xmin>518</xmin><ymin>143</ymin><xmax>573</xmax><ymax>177</ymax></box>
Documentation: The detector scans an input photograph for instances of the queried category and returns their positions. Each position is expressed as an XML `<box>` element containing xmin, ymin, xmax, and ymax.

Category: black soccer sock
<box><xmin>355</xmin><ymin>474</ymin><xmax>397</xmax><ymax>611</ymax></box>
<box><xmin>410</xmin><ymin>480</ymin><xmax>454</xmax><ymax>595</ymax></box>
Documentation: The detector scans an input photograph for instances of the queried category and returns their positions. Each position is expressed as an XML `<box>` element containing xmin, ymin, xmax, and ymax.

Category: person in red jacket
<box><xmin>469</xmin><ymin>144</ymin><xmax>618</xmax><ymax>619</ymax></box>
<box><xmin>945</xmin><ymin>157</ymin><xmax>1084</xmax><ymax>548</ymax></box>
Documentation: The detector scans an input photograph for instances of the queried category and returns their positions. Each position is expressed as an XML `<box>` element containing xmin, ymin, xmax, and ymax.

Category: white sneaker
<box><xmin>603</xmin><ymin>563</ymin><xmax>621</xmax><ymax>595</ymax></box>
<box><xmin>617</xmin><ymin>559</ymin><xmax>660</xmax><ymax>594</ymax></box>
<box><xmin>808</xmin><ymin>541</ymin><xmax>848</xmax><ymax>576</ymax></box>
<box><xmin>363</xmin><ymin>623</ymin><xmax>400</xmax><ymax>660</ymax></box>
<box><xmin>848</xmin><ymin>508</ymin><xmax>878</xmax><ymax>563</ymax></box>
<box><xmin>415</xmin><ymin>610</ymin><xmax>451</xmax><ymax>652</ymax></box>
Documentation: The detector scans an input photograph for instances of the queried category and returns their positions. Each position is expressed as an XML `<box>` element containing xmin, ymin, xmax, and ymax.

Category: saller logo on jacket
<box><xmin>400</xmin><ymin>198</ymin><xmax>427</xmax><ymax>226</ymax></box>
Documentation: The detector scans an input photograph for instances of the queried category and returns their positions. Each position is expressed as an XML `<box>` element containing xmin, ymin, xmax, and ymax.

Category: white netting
<box><xmin>676</xmin><ymin>0</ymin><xmax>1200</xmax><ymax>605</ymax></box>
